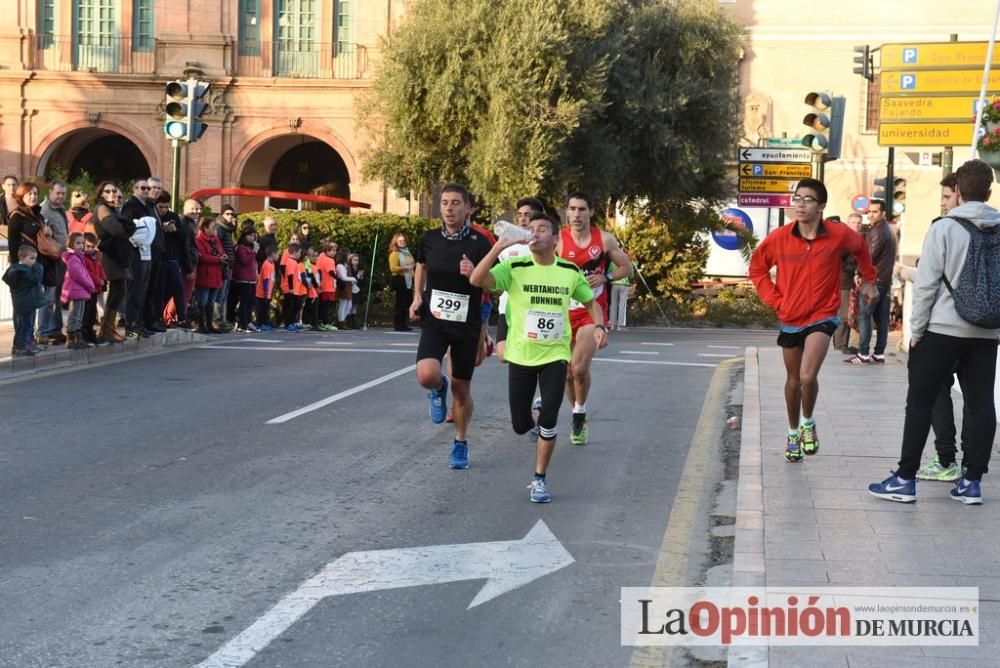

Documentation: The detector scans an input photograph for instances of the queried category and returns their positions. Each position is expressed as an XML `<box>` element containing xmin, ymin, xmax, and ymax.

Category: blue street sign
<box><xmin>714</xmin><ymin>208</ymin><xmax>754</xmax><ymax>251</ymax></box>
<box><xmin>752</xmin><ymin>164</ymin><xmax>764</xmax><ymax>176</ymax></box>
<box><xmin>900</xmin><ymin>74</ymin><xmax>917</xmax><ymax>90</ymax></box>
<box><xmin>903</xmin><ymin>48</ymin><xmax>918</xmax><ymax>64</ymax></box>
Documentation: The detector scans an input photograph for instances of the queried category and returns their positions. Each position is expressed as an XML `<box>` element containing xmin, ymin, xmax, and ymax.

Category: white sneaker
<box><xmin>494</xmin><ymin>220</ymin><xmax>533</xmax><ymax>244</ymax></box>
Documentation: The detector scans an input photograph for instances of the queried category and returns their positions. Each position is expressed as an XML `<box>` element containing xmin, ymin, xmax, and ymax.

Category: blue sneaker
<box><xmin>428</xmin><ymin>375</ymin><xmax>448</xmax><ymax>424</ymax></box>
<box><xmin>868</xmin><ymin>472</ymin><xmax>916</xmax><ymax>503</ymax></box>
<box><xmin>285</xmin><ymin>324</ymin><xmax>299</xmax><ymax>333</ymax></box>
<box><xmin>528</xmin><ymin>478</ymin><xmax>551</xmax><ymax>503</ymax></box>
<box><xmin>449</xmin><ymin>440</ymin><xmax>469</xmax><ymax>469</ymax></box>
<box><xmin>950</xmin><ymin>478</ymin><xmax>983</xmax><ymax>505</ymax></box>
<box><xmin>259</xmin><ymin>324</ymin><xmax>274</xmax><ymax>332</ymax></box>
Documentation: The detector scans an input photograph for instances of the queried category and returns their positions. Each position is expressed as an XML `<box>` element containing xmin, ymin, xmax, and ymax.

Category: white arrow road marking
<box><xmin>195</xmin><ymin>521</ymin><xmax>573</xmax><ymax>668</ymax></box>
<box><xmin>266</xmin><ymin>364</ymin><xmax>416</xmax><ymax>423</ymax></box>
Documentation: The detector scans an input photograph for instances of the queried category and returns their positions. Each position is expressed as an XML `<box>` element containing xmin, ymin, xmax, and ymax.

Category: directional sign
<box><xmin>881</xmin><ymin>42</ymin><xmax>1000</xmax><ymax>71</ymax></box>
<box><xmin>738</xmin><ymin>193</ymin><xmax>792</xmax><ymax>208</ymax></box>
<box><xmin>765</xmin><ymin>137</ymin><xmax>807</xmax><ymax>148</ymax></box>
<box><xmin>195</xmin><ymin>521</ymin><xmax>573</xmax><ymax>668</ymax></box>
<box><xmin>880</xmin><ymin>70</ymin><xmax>1000</xmax><ymax>95</ymax></box>
<box><xmin>739</xmin><ymin>178</ymin><xmax>798</xmax><ymax>194</ymax></box>
<box><xmin>878</xmin><ymin>122</ymin><xmax>974</xmax><ymax>147</ymax></box>
<box><xmin>737</xmin><ymin>147</ymin><xmax>812</xmax><ymax>163</ymax></box>
<box><xmin>880</xmin><ymin>96</ymin><xmax>980</xmax><ymax>123</ymax></box>
<box><xmin>739</xmin><ymin>162</ymin><xmax>812</xmax><ymax>178</ymax></box>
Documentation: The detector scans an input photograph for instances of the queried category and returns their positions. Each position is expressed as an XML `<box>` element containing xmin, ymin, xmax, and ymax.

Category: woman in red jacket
<box><xmin>194</xmin><ymin>218</ymin><xmax>228</xmax><ymax>334</ymax></box>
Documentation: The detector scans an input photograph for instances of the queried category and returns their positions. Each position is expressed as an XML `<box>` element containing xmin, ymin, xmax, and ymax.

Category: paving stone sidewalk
<box><xmin>731</xmin><ymin>345</ymin><xmax>1000</xmax><ymax>668</ymax></box>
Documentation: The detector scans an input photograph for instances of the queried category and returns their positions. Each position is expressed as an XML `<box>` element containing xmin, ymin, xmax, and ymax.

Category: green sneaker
<box><xmin>570</xmin><ymin>412</ymin><xmax>589</xmax><ymax>446</ymax></box>
<box><xmin>785</xmin><ymin>433</ymin><xmax>803</xmax><ymax>463</ymax></box>
<box><xmin>799</xmin><ymin>421</ymin><xmax>819</xmax><ymax>455</ymax></box>
<box><xmin>916</xmin><ymin>455</ymin><xmax>961</xmax><ymax>482</ymax></box>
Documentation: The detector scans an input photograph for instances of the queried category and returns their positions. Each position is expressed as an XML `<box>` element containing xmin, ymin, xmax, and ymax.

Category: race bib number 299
<box><xmin>430</xmin><ymin>289</ymin><xmax>470</xmax><ymax>322</ymax></box>
<box><xmin>525</xmin><ymin>310</ymin><xmax>564</xmax><ymax>340</ymax></box>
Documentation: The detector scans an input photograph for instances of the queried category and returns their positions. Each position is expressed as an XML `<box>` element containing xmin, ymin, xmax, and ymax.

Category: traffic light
<box><xmin>853</xmin><ymin>45</ymin><xmax>873</xmax><ymax>82</ymax></box>
<box><xmin>873</xmin><ymin>177</ymin><xmax>907</xmax><ymax>215</ymax></box>
<box><xmin>802</xmin><ymin>92</ymin><xmax>846</xmax><ymax>161</ymax></box>
<box><xmin>163</xmin><ymin>78</ymin><xmax>211</xmax><ymax>143</ymax></box>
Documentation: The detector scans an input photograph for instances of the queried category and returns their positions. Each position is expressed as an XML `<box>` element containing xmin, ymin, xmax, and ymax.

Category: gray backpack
<box><xmin>941</xmin><ymin>216</ymin><xmax>1000</xmax><ymax>329</ymax></box>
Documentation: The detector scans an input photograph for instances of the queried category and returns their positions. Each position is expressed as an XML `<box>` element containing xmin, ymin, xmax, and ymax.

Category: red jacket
<box><xmin>749</xmin><ymin>219</ymin><xmax>876</xmax><ymax>327</ymax></box>
<box><xmin>82</xmin><ymin>250</ymin><xmax>107</xmax><ymax>293</ymax></box>
<box><xmin>195</xmin><ymin>231</ymin><xmax>225</xmax><ymax>289</ymax></box>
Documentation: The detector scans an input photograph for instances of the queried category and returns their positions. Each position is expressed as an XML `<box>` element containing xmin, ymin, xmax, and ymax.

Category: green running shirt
<box><xmin>490</xmin><ymin>256</ymin><xmax>593</xmax><ymax>366</ymax></box>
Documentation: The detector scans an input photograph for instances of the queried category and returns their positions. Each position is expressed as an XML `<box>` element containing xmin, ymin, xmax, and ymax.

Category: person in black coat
<box><xmin>6</xmin><ymin>182</ymin><xmax>57</xmax><ymax>348</ymax></box>
<box><xmin>120</xmin><ymin>179</ymin><xmax>156</xmax><ymax>336</ymax></box>
<box><xmin>157</xmin><ymin>193</ymin><xmax>192</xmax><ymax>327</ymax></box>
<box><xmin>93</xmin><ymin>181</ymin><xmax>135</xmax><ymax>344</ymax></box>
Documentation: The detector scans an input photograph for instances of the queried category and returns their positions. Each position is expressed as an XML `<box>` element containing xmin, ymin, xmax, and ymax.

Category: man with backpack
<box><xmin>869</xmin><ymin>159</ymin><xmax>1000</xmax><ymax>506</ymax></box>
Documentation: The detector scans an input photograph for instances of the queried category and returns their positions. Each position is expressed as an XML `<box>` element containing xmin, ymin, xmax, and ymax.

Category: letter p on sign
<box><xmin>901</xmin><ymin>74</ymin><xmax>917</xmax><ymax>90</ymax></box>
<box><xmin>903</xmin><ymin>48</ymin><xmax>918</xmax><ymax>63</ymax></box>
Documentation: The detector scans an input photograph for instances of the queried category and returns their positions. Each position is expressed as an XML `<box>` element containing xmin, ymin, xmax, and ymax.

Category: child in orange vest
<box><xmin>255</xmin><ymin>243</ymin><xmax>278</xmax><ymax>332</ymax></box>
<box><xmin>315</xmin><ymin>241</ymin><xmax>339</xmax><ymax>331</ymax></box>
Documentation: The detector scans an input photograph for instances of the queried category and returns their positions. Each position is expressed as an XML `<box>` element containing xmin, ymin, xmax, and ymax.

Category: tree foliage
<box><xmin>361</xmin><ymin>0</ymin><xmax>744</xmax><ymax>232</ymax></box>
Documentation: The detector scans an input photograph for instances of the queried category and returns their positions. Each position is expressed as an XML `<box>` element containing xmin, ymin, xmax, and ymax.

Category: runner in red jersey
<box><xmin>556</xmin><ymin>192</ymin><xmax>633</xmax><ymax>445</ymax></box>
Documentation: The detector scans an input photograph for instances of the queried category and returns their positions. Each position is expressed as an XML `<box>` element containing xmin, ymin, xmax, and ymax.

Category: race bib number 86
<box><xmin>525</xmin><ymin>310</ymin><xmax>564</xmax><ymax>340</ymax></box>
<box><xmin>430</xmin><ymin>289</ymin><xmax>470</xmax><ymax>322</ymax></box>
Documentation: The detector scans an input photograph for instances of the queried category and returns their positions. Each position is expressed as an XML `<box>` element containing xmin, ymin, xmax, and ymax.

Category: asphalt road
<box><xmin>0</xmin><ymin>326</ymin><xmax>775</xmax><ymax>667</ymax></box>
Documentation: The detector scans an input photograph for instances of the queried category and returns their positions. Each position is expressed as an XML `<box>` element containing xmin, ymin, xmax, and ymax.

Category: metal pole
<box><xmin>886</xmin><ymin>147</ymin><xmax>895</xmax><ymax>220</ymax></box>
<box><xmin>170</xmin><ymin>139</ymin><xmax>181</xmax><ymax>211</ymax></box>
<box><xmin>362</xmin><ymin>229</ymin><xmax>380</xmax><ymax>330</ymax></box>
<box><xmin>632</xmin><ymin>265</ymin><xmax>671</xmax><ymax>328</ymax></box>
<box><xmin>971</xmin><ymin>0</ymin><xmax>1000</xmax><ymax>155</ymax></box>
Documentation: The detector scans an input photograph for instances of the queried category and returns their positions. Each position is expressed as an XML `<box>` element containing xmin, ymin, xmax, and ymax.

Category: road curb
<box><xmin>0</xmin><ymin>329</ymin><xmax>210</xmax><ymax>383</ymax></box>
<box><xmin>728</xmin><ymin>346</ymin><xmax>768</xmax><ymax>668</ymax></box>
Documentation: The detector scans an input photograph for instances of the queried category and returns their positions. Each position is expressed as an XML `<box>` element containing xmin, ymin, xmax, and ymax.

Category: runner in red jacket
<box><xmin>749</xmin><ymin>178</ymin><xmax>878</xmax><ymax>462</ymax></box>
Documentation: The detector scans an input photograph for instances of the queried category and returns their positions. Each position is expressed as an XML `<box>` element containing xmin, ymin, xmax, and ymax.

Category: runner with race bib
<box><xmin>557</xmin><ymin>192</ymin><xmax>633</xmax><ymax>445</ymax></box>
<box><xmin>409</xmin><ymin>184</ymin><xmax>493</xmax><ymax>470</ymax></box>
<box><xmin>469</xmin><ymin>211</ymin><xmax>603</xmax><ymax>503</ymax></box>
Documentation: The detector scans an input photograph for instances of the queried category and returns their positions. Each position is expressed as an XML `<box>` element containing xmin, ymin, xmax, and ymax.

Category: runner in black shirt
<box><xmin>409</xmin><ymin>183</ymin><xmax>493</xmax><ymax>469</ymax></box>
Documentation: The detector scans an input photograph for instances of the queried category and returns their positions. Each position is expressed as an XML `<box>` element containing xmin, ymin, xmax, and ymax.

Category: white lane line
<box><xmin>594</xmin><ymin>358</ymin><xmax>717</xmax><ymax>368</ymax></box>
<box><xmin>314</xmin><ymin>341</ymin><xmax>356</xmax><ymax>345</ymax></box>
<box><xmin>640</xmin><ymin>342</ymin><xmax>674</xmax><ymax>346</ymax></box>
<box><xmin>230</xmin><ymin>339</ymin><xmax>284</xmax><ymax>343</ymax></box>
<box><xmin>705</xmin><ymin>345</ymin><xmax>740</xmax><ymax>349</ymax></box>
<box><xmin>698</xmin><ymin>353</ymin><xmax>737</xmax><ymax>358</ymax></box>
<box><xmin>202</xmin><ymin>346</ymin><xmax>412</xmax><ymax>354</ymax></box>
<box><xmin>389</xmin><ymin>343</ymin><xmax>419</xmax><ymax>347</ymax></box>
<box><xmin>619</xmin><ymin>351</ymin><xmax>660</xmax><ymax>355</ymax></box>
<box><xmin>267</xmin><ymin>364</ymin><xmax>417</xmax><ymax>424</ymax></box>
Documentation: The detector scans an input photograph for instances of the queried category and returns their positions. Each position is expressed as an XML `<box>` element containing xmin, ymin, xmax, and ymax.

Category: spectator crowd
<box><xmin>2</xmin><ymin>174</ymin><xmax>380</xmax><ymax>357</ymax></box>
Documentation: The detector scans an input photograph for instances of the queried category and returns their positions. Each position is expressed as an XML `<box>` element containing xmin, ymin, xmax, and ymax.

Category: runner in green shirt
<box><xmin>467</xmin><ymin>212</ymin><xmax>606</xmax><ymax>503</ymax></box>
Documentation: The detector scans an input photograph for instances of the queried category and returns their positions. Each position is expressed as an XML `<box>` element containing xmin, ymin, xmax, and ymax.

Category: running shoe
<box><xmin>527</xmin><ymin>478</ymin><xmax>551</xmax><ymax>503</ymax></box>
<box><xmin>570</xmin><ymin>412</ymin><xmax>589</xmax><ymax>446</ymax></box>
<box><xmin>449</xmin><ymin>440</ymin><xmax>469</xmax><ymax>469</ymax></box>
<box><xmin>259</xmin><ymin>324</ymin><xmax>274</xmax><ymax>332</ymax></box>
<box><xmin>950</xmin><ymin>479</ymin><xmax>983</xmax><ymax>505</ymax></box>
<box><xmin>844</xmin><ymin>354</ymin><xmax>870</xmax><ymax>365</ymax></box>
<box><xmin>871</xmin><ymin>354</ymin><xmax>886</xmax><ymax>364</ymax></box>
<box><xmin>784</xmin><ymin>432</ymin><xmax>803</xmax><ymax>463</ymax></box>
<box><xmin>285</xmin><ymin>324</ymin><xmax>299</xmax><ymax>333</ymax></box>
<box><xmin>916</xmin><ymin>455</ymin><xmax>961</xmax><ymax>482</ymax></box>
<box><xmin>532</xmin><ymin>396</ymin><xmax>543</xmax><ymax>412</ymax></box>
<box><xmin>247</xmin><ymin>323</ymin><xmax>261</xmax><ymax>332</ymax></box>
<box><xmin>867</xmin><ymin>472</ymin><xmax>916</xmax><ymax>503</ymax></box>
<box><xmin>429</xmin><ymin>375</ymin><xmax>449</xmax><ymax>424</ymax></box>
<box><xmin>799</xmin><ymin>421</ymin><xmax>820</xmax><ymax>455</ymax></box>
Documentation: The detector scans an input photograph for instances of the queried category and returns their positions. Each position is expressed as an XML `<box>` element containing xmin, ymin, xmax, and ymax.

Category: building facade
<box><xmin>0</xmin><ymin>0</ymin><xmax>413</xmax><ymax>213</ymax></box>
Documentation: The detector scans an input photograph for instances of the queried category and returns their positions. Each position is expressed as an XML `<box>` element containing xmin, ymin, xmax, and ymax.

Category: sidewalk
<box><xmin>0</xmin><ymin>323</ymin><xmax>208</xmax><ymax>381</ymax></box>
<box><xmin>732</xmin><ymin>345</ymin><xmax>1000</xmax><ymax>667</ymax></box>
